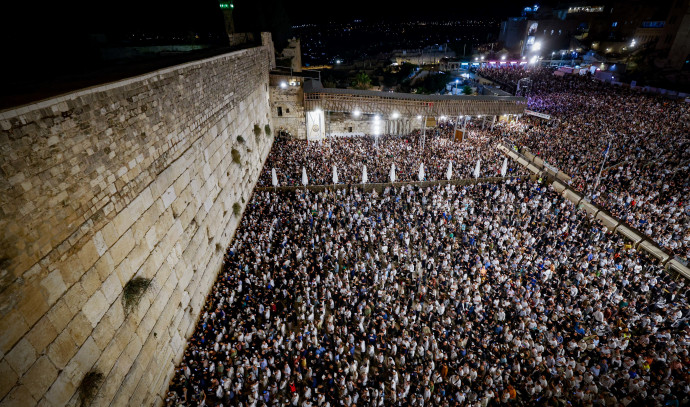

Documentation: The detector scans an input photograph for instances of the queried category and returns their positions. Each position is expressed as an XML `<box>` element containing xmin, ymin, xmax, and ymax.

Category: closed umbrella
<box><xmin>362</xmin><ymin>165</ymin><xmax>368</xmax><ymax>184</ymax></box>
<box><xmin>302</xmin><ymin>166</ymin><xmax>308</xmax><ymax>186</ymax></box>
<box><xmin>473</xmin><ymin>159</ymin><xmax>481</xmax><ymax>179</ymax></box>
<box><xmin>418</xmin><ymin>163</ymin><xmax>425</xmax><ymax>182</ymax></box>
<box><xmin>446</xmin><ymin>161</ymin><xmax>453</xmax><ymax>180</ymax></box>
<box><xmin>389</xmin><ymin>163</ymin><xmax>396</xmax><ymax>183</ymax></box>
<box><xmin>332</xmin><ymin>164</ymin><xmax>339</xmax><ymax>184</ymax></box>
<box><xmin>272</xmin><ymin>168</ymin><xmax>278</xmax><ymax>187</ymax></box>
<box><xmin>501</xmin><ymin>157</ymin><xmax>508</xmax><ymax>177</ymax></box>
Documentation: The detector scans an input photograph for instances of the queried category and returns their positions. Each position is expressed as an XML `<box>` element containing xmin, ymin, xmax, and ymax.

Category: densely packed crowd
<box><xmin>167</xmin><ymin>181</ymin><xmax>689</xmax><ymax>406</ymax></box>
<box><xmin>257</xmin><ymin>124</ymin><xmax>523</xmax><ymax>187</ymax></box>
<box><xmin>481</xmin><ymin>66</ymin><xmax>690</xmax><ymax>259</ymax></box>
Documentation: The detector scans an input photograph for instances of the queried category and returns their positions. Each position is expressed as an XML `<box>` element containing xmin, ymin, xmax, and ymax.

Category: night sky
<box><xmin>0</xmin><ymin>0</ymin><xmax>553</xmax><ymax>103</ymax></box>
<box><xmin>2</xmin><ymin>0</ymin><xmax>547</xmax><ymax>41</ymax></box>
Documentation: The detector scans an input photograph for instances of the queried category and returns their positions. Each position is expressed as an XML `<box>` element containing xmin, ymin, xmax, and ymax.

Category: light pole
<box><xmin>454</xmin><ymin>79</ymin><xmax>459</xmax><ymax>95</ymax></box>
<box><xmin>588</xmin><ymin>132</ymin><xmax>614</xmax><ymax>202</ymax></box>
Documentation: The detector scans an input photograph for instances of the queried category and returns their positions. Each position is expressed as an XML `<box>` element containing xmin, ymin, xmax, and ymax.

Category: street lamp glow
<box><xmin>480</xmin><ymin>56</ymin><xmax>485</xmax><ymax>60</ymax></box>
<box><xmin>280</xmin><ymin>81</ymin><xmax>287</xmax><ymax>89</ymax></box>
<box><xmin>352</xmin><ymin>109</ymin><xmax>361</xmax><ymax>117</ymax></box>
<box><xmin>630</xmin><ymin>39</ymin><xmax>636</xmax><ymax>47</ymax></box>
<box><xmin>533</xmin><ymin>42</ymin><xmax>542</xmax><ymax>51</ymax></box>
<box><xmin>416</xmin><ymin>115</ymin><xmax>422</xmax><ymax>120</ymax></box>
<box><xmin>391</xmin><ymin>112</ymin><xmax>400</xmax><ymax>119</ymax></box>
<box><xmin>501</xmin><ymin>55</ymin><xmax>506</xmax><ymax>60</ymax></box>
<box><xmin>474</xmin><ymin>57</ymin><xmax>478</xmax><ymax>61</ymax></box>
<box><xmin>374</xmin><ymin>115</ymin><xmax>380</xmax><ymax>121</ymax></box>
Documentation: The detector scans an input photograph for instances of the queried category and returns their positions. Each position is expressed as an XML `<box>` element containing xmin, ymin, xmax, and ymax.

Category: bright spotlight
<box><xmin>533</xmin><ymin>42</ymin><xmax>542</xmax><ymax>51</ymax></box>
<box><xmin>530</xmin><ymin>56</ymin><xmax>538</xmax><ymax>64</ymax></box>
<box><xmin>353</xmin><ymin>109</ymin><xmax>361</xmax><ymax>117</ymax></box>
<box><xmin>374</xmin><ymin>115</ymin><xmax>380</xmax><ymax>121</ymax></box>
<box><xmin>501</xmin><ymin>55</ymin><xmax>506</xmax><ymax>60</ymax></box>
<box><xmin>417</xmin><ymin>115</ymin><xmax>422</xmax><ymax>120</ymax></box>
<box><xmin>280</xmin><ymin>81</ymin><xmax>287</xmax><ymax>89</ymax></box>
<box><xmin>391</xmin><ymin>112</ymin><xmax>400</xmax><ymax>119</ymax></box>
<box><xmin>480</xmin><ymin>56</ymin><xmax>485</xmax><ymax>60</ymax></box>
<box><xmin>315</xmin><ymin>108</ymin><xmax>322</xmax><ymax>113</ymax></box>
<box><xmin>440</xmin><ymin>116</ymin><xmax>446</xmax><ymax>120</ymax></box>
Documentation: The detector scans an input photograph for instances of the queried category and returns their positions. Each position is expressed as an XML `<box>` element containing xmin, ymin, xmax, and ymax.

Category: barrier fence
<box><xmin>255</xmin><ymin>176</ymin><xmax>527</xmax><ymax>194</ymax></box>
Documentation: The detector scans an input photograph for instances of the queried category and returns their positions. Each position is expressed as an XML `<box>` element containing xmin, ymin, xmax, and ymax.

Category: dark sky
<box><xmin>0</xmin><ymin>0</ymin><xmax>549</xmax><ymax>80</ymax></box>
<box><xmin>291</xmin><ymin>0</ymin><xmax>539</xmax><ymax>23</ymax></box>
<box><xmin>2</xmin><ymin>0</ymin><xmax>542</xmax><ymax>39</ymax></box>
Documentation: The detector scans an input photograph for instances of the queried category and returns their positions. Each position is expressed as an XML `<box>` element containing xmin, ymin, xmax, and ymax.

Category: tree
<box><xmin>462</xmin><ymin>85</ymin><xmax>473</xmax><ymax>95</ymax></box>
<box><xmin>353</xmin><ymin>72</ymin><xmax>372</xmax><ymax>90</ymax></box>
<box><xmin>323</xmin><ymin>78</ymin><xmax>337</xmax><ymax>88</ymax></box>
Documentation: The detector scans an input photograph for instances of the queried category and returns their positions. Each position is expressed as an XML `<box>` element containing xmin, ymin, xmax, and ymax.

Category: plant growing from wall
<box><xmin>122</xmin><ymin>277</ymin><xmax>151</xmax><ymax>315</ymax></box>
<box><xmin>253</xmin><ymin>124</ymin><xmax>261</xmax><ymax>137</ymax></box>
<box><xmin>233</xmin><ymin>202</ymin><xmax>241</xmax><ymax>217</ymax></box>
<box><xmin>237</xmin><ymin>135</ymin><xmax>245</xmax><ymax>144</ymax></box>
<box><xmin>231</xmin><ymin>148</ymin><xmax>241</xmax><ymax>164</ymax></box>
<box><xmin>78</xmin><ymin>371</ymin><xmax>104</xmax><ymax>406</ymax></box>
<box><xmin>264</xmin><ymin>124</ymin><xmax>271</xmax><ymax>136</ymax></box>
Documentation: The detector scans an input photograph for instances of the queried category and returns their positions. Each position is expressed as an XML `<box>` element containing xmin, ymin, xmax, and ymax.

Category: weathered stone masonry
<box><xmin>0</xmin><ymin>39</ymin><xmax>274</xmax><ymax>406</ymax></box>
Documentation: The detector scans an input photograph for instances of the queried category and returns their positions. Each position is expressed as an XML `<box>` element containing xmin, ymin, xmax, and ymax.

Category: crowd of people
<box><xmin>480</xmin><ymin>66</ymin><xmax>690</xmax><ymax>260</ymax></box>
<box><xmin>162</xmin><ymin>64</ymin><xmax>690</xmax><ymax>406</ymax></box>
<box><xmin>257</xmin><ymin>124</ymin><xmax>524</xmax><ymax>187</ymax></box>
<box><xmin>166</xmin><ymin>181</ymin><xmax>689</xmax><ymax>406</ymax></box>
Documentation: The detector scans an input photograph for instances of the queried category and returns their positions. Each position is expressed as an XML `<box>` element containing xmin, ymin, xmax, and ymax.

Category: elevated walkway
<box><xmin>303</xmin><ymin>81</ymin><xmax>527</xmax><ymax>117</ymax></box>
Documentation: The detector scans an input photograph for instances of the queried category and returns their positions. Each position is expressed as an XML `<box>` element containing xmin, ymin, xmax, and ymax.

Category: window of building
<box><xmin>277</xmin><ymin>107</ymin><xmax>283</xmax><ymax>116</ymax></box>
<box><xmin>642</xmin><ymin>21</ymin><xmax>665</xmax><ymax>28</ymax></box>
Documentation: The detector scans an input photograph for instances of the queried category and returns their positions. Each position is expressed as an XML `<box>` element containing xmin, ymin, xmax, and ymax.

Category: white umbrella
<box><xmin>446</xmin><ymin>161</ymin><xmax>453</xmax><ymax>180</ymax></box>
<box><xmin>272</xmin><ymin>168</ymin><xmax>278</xmax><ymax>187</ymax></box>
<box><xmin>362</xmin><ymin>165</ymin><xmax>368</xmax><ymax>184</ymax></box>
<box><xmin>501</xmin><ymin>157</ymin><xmax>508</xmax><ymax>177</ymax></box>
<box><xmin>332</xmin><ymin>164</ymin><xmax>339</xmax><ymax>184</ymax></box>
<box><xmin>302</xmin><ymin>166</ymin><xmax>308</xmax><ymax>186</ymax></box>
<box><xmin>473</xmin><ymin>159</ymin><xmax>481</xmax><ymax>179</ymax></box>
<box><xmin>418</xmin><ymin>163</ymin><xmax>425</xmax><ymax>182</ymax></box>
<box><xmin>389</xmin><ymin>163</ymin><xmax>396</xmax><ymax>183</ymax></box>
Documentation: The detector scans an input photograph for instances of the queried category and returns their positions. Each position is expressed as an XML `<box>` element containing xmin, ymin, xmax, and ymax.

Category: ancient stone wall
<box><xmin>0</xmin><ymin>40</ymin><xmax>274</xmax><ymax>406</ymax></box>
<box><xmin>269</xmin><ymin>84</ymin><xmax>306</xmax><ymax>139</ymax></box>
